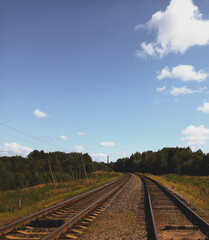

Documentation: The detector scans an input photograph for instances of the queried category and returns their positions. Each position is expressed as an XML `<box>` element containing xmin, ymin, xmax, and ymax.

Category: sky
<box><xmin>1</xmin><ymin>0</ymin><xmax>209</xmax><ymax>162</ymax></box>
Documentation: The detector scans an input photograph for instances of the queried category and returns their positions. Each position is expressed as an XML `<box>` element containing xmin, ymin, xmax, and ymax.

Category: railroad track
<box><xmin>138</xmin><ymin>174</ymin><xmax>209</xmax><ymax>240</ymax></box>
<box><xmin>0</xmin><ymin>174</ymin><xmax>130</xmax><ymax>240</ymax></box>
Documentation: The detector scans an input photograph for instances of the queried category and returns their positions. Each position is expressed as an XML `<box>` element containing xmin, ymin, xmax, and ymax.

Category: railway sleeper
<box><xmin>58</xmin><ymin>202</ymin><xmax>111</xmax><ymax>239</ymax></box>
<box><xmin>1</xmin><ymin>175</ymin><xmax>130</xmax><ymax>240</ymax></box>
<box><xmin>163</xmin><ymin>225</ymin><xmax>199</xmax><ymax>231</ymax></box>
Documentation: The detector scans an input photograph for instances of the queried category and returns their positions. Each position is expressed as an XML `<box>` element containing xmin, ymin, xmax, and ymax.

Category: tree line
<box><xmin>113</xmin><ymin>147</ymin><xmax>209</xmax><ymax>175</ymax></box>
<box><xmin>1</xmin><ymin>147</ymin><xmax>208</xmax><ymax>191</ymax></box>
<box><xmin>0</xmin><ymin>150</ymin><xmax>111</xmax><ymax>191</ymax></box>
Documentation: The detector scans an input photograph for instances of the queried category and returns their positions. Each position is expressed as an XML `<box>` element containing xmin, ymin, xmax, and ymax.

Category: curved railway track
<box><xmin>138</xmin><ymin>174</ymin><xmax>209</xmax><ymax>240</ymax></box>
<box><xmin>0</xmin><ymin>174</ymin><xmax>130</xmax><ymax>240</ymax></box>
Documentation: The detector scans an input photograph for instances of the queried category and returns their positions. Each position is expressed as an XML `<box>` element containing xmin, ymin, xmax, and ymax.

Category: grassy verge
<box><xmin>0</xmin><ymin>171</ymin><xmax>121</xmax><ymax>227</ymax></box>
<box><xmin>143</xmin><ymin>173</ymin><xmax>209</xmax><ymax>212</ymax></box>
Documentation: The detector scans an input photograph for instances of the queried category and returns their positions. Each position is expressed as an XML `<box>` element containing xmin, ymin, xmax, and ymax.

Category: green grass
<box><xmin>0</xmin><ymin>171</ymin><xmax>121</xmax><ymax>227</ymax></box>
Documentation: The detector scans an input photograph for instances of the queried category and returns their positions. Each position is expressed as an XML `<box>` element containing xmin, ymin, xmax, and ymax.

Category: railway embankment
<box><xmin>1</xmin><ymin>173</ymin><xmax>208</xmax><ymax>239</ymax></box>
<box><xmin>78</xmin><ymin>173</ymin><xmax>209</xmax><ymax>240</ymax></box>
<box><xmin>78</xmin><ymin>174</ymin><xmax>147</xmax><ymax>240</ymax></box>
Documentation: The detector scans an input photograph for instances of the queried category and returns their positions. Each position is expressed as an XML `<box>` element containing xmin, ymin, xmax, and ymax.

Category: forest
<box><xmin>0</xmin><ymin>150</ymin><xmax>111</xmax><ymax>191</ymax></box>
<box><xmin>113</xmin><ymin>147</ymin><xmax>209</xmax><ymax>176</ymax></box>
<box><xmin>1</xmin><ymin>147</ymin><xmax>208</xmax><ymax>192</ymax></box>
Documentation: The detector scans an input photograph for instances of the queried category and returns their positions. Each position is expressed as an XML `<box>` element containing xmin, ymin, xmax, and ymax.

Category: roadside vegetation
<box><xmin>0</xmin><ymin>171</ymin><xmax>121</xmax><ymax>227</ymax></box>
<box><xmin>0</xmin><ymin>150</ymin><xmax>112</xmax><ymax>191</ymax></box>
<box><xmin>0</xmin><ymin>150</ymin><xmax>120</xmax><ymax>227</ymax></box>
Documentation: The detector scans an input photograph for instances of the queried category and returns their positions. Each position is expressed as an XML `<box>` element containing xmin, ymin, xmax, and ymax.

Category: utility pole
<box><xmin>81</xmin><ymin>155</ymin><xmax>88</xmax><ymax>181</ymax></box>
<box><xmin>47</xmin><ymin>158</ymin><xmax>55</xmax><ymax>185</ymax></box>
<box><xmin>79</xmin><ymin>164</ymin><xmax>81</xmax><ymax>180</ymax></box>
<box><xmin>71</xmin><ymin>168</ymin><xmax>75</xmax><ymax>181</ymax></box>
<box><xmin>46</xmin><ymin>158</ymin><xmax>49</xmax><ymax>184</ymax></box>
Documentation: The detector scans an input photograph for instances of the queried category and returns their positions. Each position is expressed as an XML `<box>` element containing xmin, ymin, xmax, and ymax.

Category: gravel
<box><xmin>78</xmin><ymin>174</ymin><xmax>147</xmax><ymax>240</ymax></box>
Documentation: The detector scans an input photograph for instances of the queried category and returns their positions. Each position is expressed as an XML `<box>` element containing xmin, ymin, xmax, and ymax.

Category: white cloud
<box><xmin>77</xmin><ymin>131</ymin><xmax>86</xmax><ymax>136</ymax></box>
<box><xmin>170</xmin><ymin>86</ymin><xmax>206</xmax><ymax>96</ymax></box>
<box><xmin>73</xmin><ymin>145</ymin><xmax>84</xmax><ymax>152</ymax></box>
<box><xmin>197</xmin><ymin>101</ymin><xmax>209</xmax><ymax>113</ymax></box>
<box><xmin>181</xmin><ymin>125</ymin><xmax>209</xmax><ymax>146</ymax></box>
<box><xmin>59</xmin><ymin>135</ymin><xmax>68</xmax><ymax>140</ymax></box>
<box><xmin>138</xmin><ymin>42</ymin><xmax>156</xmax><ymax>57</ymax></box>
<box><xmin>136</xmin><ymin>0</ymin><xmax>209</xmax><ymax>58</ymax></box>
<box><xmin>170</xmin><ymin>86</ymin><xmax>193</xmax><ymax>96</ymax></box>
<box><xmin>99</xmin><ymin>141</ymin><xmax>115</xmax><ymax>147</ymax></box>
<box><xmin>33</xmin><ymin>109</ymin><xmax>48</xmax><ymax>118</ymax></box>
<box><xmin>156</xmin><ymin>86</ymin><xmax>166</xmax><ymax>92</ymax></box>
<box><xmin>157</xmin><ymin>65</ymin><xmax>208</xmax><ymax>82</ymax></box>
<box><xmin>0</xmin><ymin>142</ymin><xmax>33</xmax><ymax>157</ymax></box>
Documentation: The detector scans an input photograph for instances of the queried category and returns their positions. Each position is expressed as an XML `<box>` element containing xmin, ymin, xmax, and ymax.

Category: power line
<box><xmin>0</xmin><ymin>122</ymin><xmax>56</xmax><ymax>148</ymax></box>
<box><xmin>0</xmin><ymin>129</ymin><xmax>40</xmax><ymax>148</ymax></box>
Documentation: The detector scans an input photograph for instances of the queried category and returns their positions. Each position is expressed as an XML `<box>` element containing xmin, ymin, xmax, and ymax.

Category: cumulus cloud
<box><xmin>197</xmin><ymin>101</ymin><xmax>209</xmax><ymax>113</ymax></box>
<box><xmin>99</xmin><ymin>141</ymin><xmax>115</xmax><ymax>147</ymax></box>
<box><xmin>157</xmin><ymin>65</ymin><xmax>208</xmax><ymax>82</ymax></box>
<box><xmin>136</xmin><ymin>0</ymin><xmax>209</xmax><ymax>58</ymax></box>
<box><xmin>170</xmin><ymin>86</ymin><xmax>206</xmax><ymax>96</ymax></box>
<box><xmin>59</xmin><ymin>135</ymin><xmax>68</xmax><ymax>140</ymax></box>
<box><xmin>33</xmin><ymin>109</ymin><xmax>48</xmax><ymax>118</ymax></box>
<box><xmin>170</xmin><ymin>86</ymin><xmax>194</xmax><ymax>96</ymax></box>
<box><xmin>156</xmin><ymin>86</ymin><xmax>166</xmax><ymax>92</ymax></box>
<box><xmin>0</xmin><ymin>142</ymin><xmax>33</xmax><ymax>157</ymax></box>
<box><xmin>73</xmin><ymin>145</ymin><xmax>84</xmax><ymax>152</ymax></box>
<box><xmin>181</xmin><ymin>125</ymin><xmax>209</xmax><ymax>147</ymax></box>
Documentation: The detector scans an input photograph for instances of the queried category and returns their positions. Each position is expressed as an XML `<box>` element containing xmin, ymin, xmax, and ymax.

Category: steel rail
<box><xmin>42</xmin><ymin>174</ymin><xmax>130</xmax><ymax>240</ymax></box>
<box><xmin>0</xmin><ymin>175</ymin><xmax>125</xmax><ymax>237</ymax></box>
<box><xmin>144</xmin><ymin>175</ymin><xmax>209</xmax><ymax>237</ymax></box>
<box><xmin>139</xmin><ymin>175</ymin><xmax>159</xmax><ymax>240</ymax></box>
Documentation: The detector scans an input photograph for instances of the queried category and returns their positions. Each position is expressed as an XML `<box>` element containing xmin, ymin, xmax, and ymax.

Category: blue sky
<box><xmin>1</xmin><ymin>0</ymin><xmax>209</xmax><ymax>161</ymax></box>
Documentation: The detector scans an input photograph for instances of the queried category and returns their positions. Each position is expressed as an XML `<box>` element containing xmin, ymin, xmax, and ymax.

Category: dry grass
<box><xmin>0</xmin><ymin>172</ymin><xmax>121</xmax><ymax>227</ymax></box>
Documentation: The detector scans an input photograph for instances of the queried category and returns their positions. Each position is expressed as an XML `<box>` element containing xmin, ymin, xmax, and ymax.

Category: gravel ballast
<box><xmin>78</xmin><ymin>174</ymin><xmax>147</xmax><ymax>240</ymax></box>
